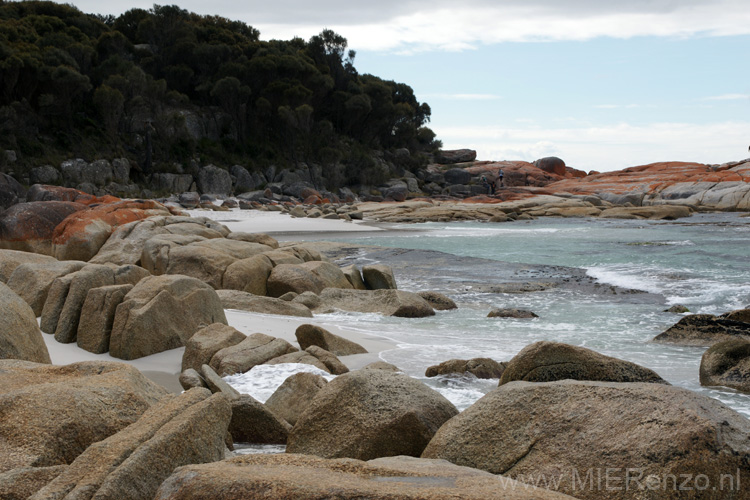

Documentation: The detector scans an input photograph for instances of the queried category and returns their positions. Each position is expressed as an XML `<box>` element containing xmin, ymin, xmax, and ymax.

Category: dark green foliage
<box><xmin>0</xmin><ymin>1</ymin><xmax>441</xmax><ymax>184</ymax></box>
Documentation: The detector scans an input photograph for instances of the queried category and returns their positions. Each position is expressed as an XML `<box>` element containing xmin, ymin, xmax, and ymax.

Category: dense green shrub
<box><xmin>0</xmin><ymin>2</ymin><xmax>441</xmax><ymax>184</ymax></box>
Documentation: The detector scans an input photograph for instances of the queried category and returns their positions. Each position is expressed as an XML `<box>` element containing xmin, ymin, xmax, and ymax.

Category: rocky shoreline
<box><xmin>1</xmin><ymin>178</ymin><xmax>750</xmax><ymax>498</ymax></box>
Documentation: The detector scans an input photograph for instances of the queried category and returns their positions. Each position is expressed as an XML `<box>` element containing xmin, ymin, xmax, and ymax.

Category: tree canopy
<box><xmin>0</xmin><ymin>2</ymin><xmax>441</xmax><ymax>186</ymax></box>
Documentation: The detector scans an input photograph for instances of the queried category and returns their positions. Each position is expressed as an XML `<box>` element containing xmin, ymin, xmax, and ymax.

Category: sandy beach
<box><xmin>186</xmin><ymin>207</ymin><xmax>386</xmax><ymax>236</ymax></box>
<box><xmin>41</xmin><ymin>208</ymin><xmax>398</xmax><ymax>393</ymax></box>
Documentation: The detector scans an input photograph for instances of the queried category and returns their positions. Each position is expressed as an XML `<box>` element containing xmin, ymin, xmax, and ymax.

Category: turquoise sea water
<box><xmin>297</xmin><ymin>212</ymin><xmax>750</xmax><ymax>416</ymax></box>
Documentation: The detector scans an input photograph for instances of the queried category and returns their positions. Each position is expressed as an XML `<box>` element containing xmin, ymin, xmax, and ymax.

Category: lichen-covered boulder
<box><xmin>51</xmin><ymin>199</ymin><xmax>172</xmax><ymax>261</ymax></box>
<box><xmin>0</xmin><ymin>201</ymin><xmax>87</xmax><ymax>255</ymax></box>
<box><xmin>90</xmin><ymin>216</ymin><xmax>228</xmax><ymax>266</ymax></box>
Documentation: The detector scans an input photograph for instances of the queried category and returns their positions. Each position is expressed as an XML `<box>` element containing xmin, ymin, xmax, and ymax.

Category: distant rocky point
<box><xmin>2</xmin><ymin>152</ymin><xmax>747</xmax><ymax>224</ymax></box>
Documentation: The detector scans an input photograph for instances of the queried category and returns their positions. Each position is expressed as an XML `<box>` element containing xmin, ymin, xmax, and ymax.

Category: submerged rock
<box><xmin>699</xmin><ymin>338</ymin><xmax>750</xmax><ymax>393</ymax></box>
<box><xmin>487</xmin><ymin>308</ymin><xmax>538</xmax><ymax>319</ymax></box>
<box><xmin>417</xmin><ymin>291</ymin><xmax>457</xmax><ymax>310</ymax></box>
<box><xmin>498</xmin><ymin>341</ymin><xmax>667</xmax><ymax>385</ymax></box>
<box><xmin>425</xmin><ymin>358</ymin><xmax>506</xmax><ymax>379</ymax></box>
<box><xmin>316</xmin><ymin>288</ymin><xmax>435</xmax><ymax>318</ymax></box>
<box><xmin>652</xmin><ymin>312</ymin><xmax>750</xmax><ymax>346</ymax></box>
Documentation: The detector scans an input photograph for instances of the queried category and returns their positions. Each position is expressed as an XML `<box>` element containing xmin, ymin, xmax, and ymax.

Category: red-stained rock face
<box><xmin>548</xmin><ymin>161</ymin><xmax>750</xmax><ymax>195</ymax></box>
<box><xmin>565</xmin><ymin>166</ymin><xmax>588</xmax><ymax>178</ymax></box>
<box><xmin>534</xmin><ymin>157</ymin><xmax>567</xmax><ymax>176</ymax></box>
<box><xmin>26</xmin><ymin>184</ymin><xmax>124</xmax><ymax>206</ymax></box>
<box><xmin>0</xmin><ymin>201</ymin><xmax>88</xmax><ymax>255</ymax></box>
<box><xmin>464</xmin><ymin>160</ymin><xmax>566</xmax><ymax>189</ymax></box>
<box><xmin>300</xmin><ymin>187</ymin><xmax>322</xmax><ymax>201</ymax></box>
<box><xmin>51</xmin><ymin>200</ymin><xmax>173</xmax><ymax>261</ymax></box>
<box><xmin>26</xmin><ymin>185</ymin><xmax>95</xmax><ymax>204</ymax></box>
<box><xmin>303</xmin><ymin>195</ymin><xmax>322</xmax><ymax>205</ymax></box>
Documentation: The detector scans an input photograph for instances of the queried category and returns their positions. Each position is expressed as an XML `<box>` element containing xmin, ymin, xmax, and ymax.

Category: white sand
<box><xmin>42</xmin><ymin>309</ymin><xmax>395</xmax><ymax>393</ymax></box>
<box><xmin>42</xmin><ymin>332</ymin><xmax>186</xmax><ymax>393</ymax></box>
<box><xmin>185</xmin><ymin>207</ymin><xmax>384</xmax><ymax>235</ymax></box>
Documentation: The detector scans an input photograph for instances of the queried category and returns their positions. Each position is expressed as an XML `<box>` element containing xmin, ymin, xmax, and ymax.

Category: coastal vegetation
<box><xmin>0</xmin><ymin>1</ymin><xmax>440</xmax><ymax>186</ymax></box>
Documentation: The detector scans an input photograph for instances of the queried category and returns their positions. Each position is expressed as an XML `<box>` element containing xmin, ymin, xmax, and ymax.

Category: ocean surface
<box><xmin>221</xmin><ymin>211</ymin><xmax>750</xmax><ymax>424</ymax></box>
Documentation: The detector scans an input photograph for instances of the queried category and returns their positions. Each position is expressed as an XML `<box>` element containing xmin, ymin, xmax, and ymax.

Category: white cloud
<box><xmin>702</xmin><ymin>94</ymin><xmax>750</xmax><ymax>101</ymax></box>
<box><xmin>256</xmin><ymin>1</ymin><xmax>750</xmax><ymax>52</ymax></box>
<box><xmin>595</xmin><ymin>104</ymin><xmax>645</xmax><ymax>109</ymax></box>
<box><xmin>423</xmin><ymin>93</ymin><xmax>503</xmax><ymax>101</ymax></box>
<box><xmin>65</xmin><ymin>0</ymin><xmax>750</xmax><ymax>52</ymax></box>
<box><xmin>433</xmin><ymin>121</ymin><xmax>750</xmax><ymax>172</ymax></box>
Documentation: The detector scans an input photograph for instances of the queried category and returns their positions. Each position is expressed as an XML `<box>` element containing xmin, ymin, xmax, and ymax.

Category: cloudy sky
<box><xmin>66</xmin><ymin>0</ymin><xmax>750</xmax><ymax>172</ymax></box>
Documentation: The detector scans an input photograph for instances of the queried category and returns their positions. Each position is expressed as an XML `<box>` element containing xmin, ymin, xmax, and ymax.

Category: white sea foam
<box><xmin>233</xmin><ymin>444</ymin><xmax>286</xmax><ymax>455</ymax></box>
<box><xmin>224</xmin><ymin>363</ymin><xmax>335</xmax><ymax>403</ymax></box>
<box><xmin>585</xmin><ymin>265</ymin><xmax>666</xmax><ymax>294</ymax></box>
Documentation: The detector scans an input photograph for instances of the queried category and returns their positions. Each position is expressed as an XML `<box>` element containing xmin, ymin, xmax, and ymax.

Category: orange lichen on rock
<box><xmin>51</xmin><ymin>199</ymin><xmax>173</xmax><ymax>261</ymax></box>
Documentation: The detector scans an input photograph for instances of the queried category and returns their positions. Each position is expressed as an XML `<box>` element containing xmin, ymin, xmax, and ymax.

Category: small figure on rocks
<box><xmin>498</xmin><ymin>169</ymin><xmax>504</xmax><ymax>187</ymax></box>
<box><xmin>481</xmin><ymin>176</ymin><xmax>496</xmax><ymax>195</ymax></box>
